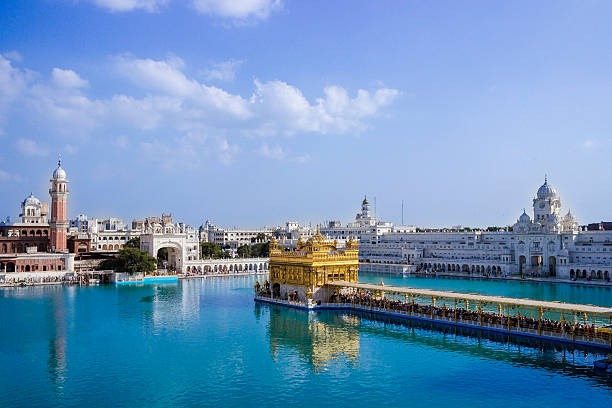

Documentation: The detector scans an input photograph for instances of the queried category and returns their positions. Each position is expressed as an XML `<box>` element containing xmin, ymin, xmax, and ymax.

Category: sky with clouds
<box><xmin>1</xmin><ymin>1</ymin><xmax>612</xmax><ymax>228</ymax></box>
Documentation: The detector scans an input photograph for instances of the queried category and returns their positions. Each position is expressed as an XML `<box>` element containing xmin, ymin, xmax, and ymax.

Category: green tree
<box><xmin>156</xmin><ymin>247</ymin><xmax>169</xmax><ymax>268</ymax></box>
<box><xmin>251</xmin><ymin>241</ymin><xmax>270</xmax><ymax>257</ymax></box>
<box><xmin>251</xmin><ymin>232</ymin><xmax>267</xmax><ymax>243</ymax></box>
<box><xmin>97</xmin><ymin>247</ymin><xmax>156</xmax><ymax>273</ymax></box>
<box><xmin>125</xmin><ymin>237</ymin><xmax>141</xmax><ymax>249</ymax></box>
<box><xmin>200</xmin><ymin>242</ymin><xmax>224</xmax><ymax>259</ymax></box>
<box><xmin>237</xmin><ymin>244</ymin><xmax>251</xmax><ymax>258</ymax></box>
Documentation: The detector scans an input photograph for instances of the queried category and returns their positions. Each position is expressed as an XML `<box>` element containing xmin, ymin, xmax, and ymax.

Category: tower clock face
<box><xmin>539</xmin><ymin>203</ymin><xmax>545</xmax><ymax>209</ymax></box>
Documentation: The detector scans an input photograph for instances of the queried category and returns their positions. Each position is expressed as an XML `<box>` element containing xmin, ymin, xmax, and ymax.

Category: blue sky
<box><xmin>1</xmin><ymin>1</ymin><xmax>611</xmax><ymax>228</ymax></box>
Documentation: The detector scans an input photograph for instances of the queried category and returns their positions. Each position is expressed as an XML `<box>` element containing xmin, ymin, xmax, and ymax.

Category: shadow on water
<box><xmin>258</xmin><ymin>302</ymin><xmax>612</xmax><ymax>387</ymax></box>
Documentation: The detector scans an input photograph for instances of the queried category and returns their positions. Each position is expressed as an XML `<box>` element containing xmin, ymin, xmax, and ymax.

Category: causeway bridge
<box><xmin>255</xmin><ymin>280</ymin><xmax>612</xmax><ymax>350</ymax></box>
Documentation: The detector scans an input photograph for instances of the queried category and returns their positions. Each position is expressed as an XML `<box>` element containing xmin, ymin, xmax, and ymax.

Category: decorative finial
<box><xmin>58</xmin><ymin>154</ymin><xmax>62</xmax><ymax>167</ymax></box>
<box><xmin>544</xmin><ymin>174</ymin><xmax>547</xmax><ymax>184</ymax></box>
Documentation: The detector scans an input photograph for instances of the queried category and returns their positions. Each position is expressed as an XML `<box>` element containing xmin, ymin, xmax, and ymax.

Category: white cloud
<box><xmin>15</xmin><ymin>138</ymin><xmax>48</xmax><ymax>156</ymax></box>
<box><xmin>90</xmin><ymin>0</ymin><xmax>169</xmax><ymax>12</ymax></box>
<box><xmin>115</xmin><ymin>55</ymin><xmax>251</xmax><ymax>120</ymax></box>
<box><xmin>3</xmin><ymin>51</ymin><xmax>22</xmax><ymax>62</ymax></box>
<box><xmin>259</xmin><ymin>143</ymin><xmax>286</xmax><ymax>160</ymax></box>
<box><xmin>192</xmin><ymin>0</ymin><xmax>282</xmax><ymax>20</ymax></box>
<box><xmin>0</xmin><ymin>54</ymin><xmax>399</xmax><ymax>167</ymax></box>
<box><xmin>52</xmin><ymin>68</ymin><xmax>89</xmax><ymax>88</ymax></box>
<box><xmin>293</xmin><ymin>153</ymin><xmax>310</xmax><ymax>164</ymax></box>
<box><xmin>202</xmin><ymin>59</ymin><xmax>243</xmax><ymax>82</ymax></box>
<box><xmin>258</xmin><ymin>144</ymin><xmax>311</xmax><ymax>164</ymax></box>
<box><xmin>113</xmin><ymin>135</ymin><xmax>128</xmax><ymax>148</ymax></box>
<box><xmin>251</xmin><ymin>80</ymin><xmax>400</xmax><ymax>135</ymax></box>
<box><xmin>64</xmin><ymin>144</ymin><xmax>78</xmax><ymax>154</ymax></box>
<box><xmin>0</xmin><ymin>169</ymin><xmax>22</xmax><ymax>183</ymax></box>
<box><xmin>583</xmin><ymin>139</ymin><xmax>595</xmax><ymax>149</ymax></box>
<box><xmin>87</xmin><ymin>0</ymin><xmax>282</xmax><ymax>22</ymax></box>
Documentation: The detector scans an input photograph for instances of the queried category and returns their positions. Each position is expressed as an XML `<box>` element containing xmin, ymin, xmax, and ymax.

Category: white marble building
<box><xmin>142</xmin><ymin>215</ymin><xmax>268</xmax><ymax>274</ymax></box>
<box><xmin>87</xmin><ymin>217</ymin><xmax>142</xmax><ymax>252</ymax></box>
<box><xmin>361</xmin><ymin>178</ymin><xmax>612</xmax><ymax>281</ymax></box>
<box><xmin>199</xmin><ymin>220</ymin><xmax>270</xmax><ymax>250</ymax></box>
<box><xmin>320</xmin><ymin>196</ymin><xmax>397</xmax><ymax>247</ymax></box>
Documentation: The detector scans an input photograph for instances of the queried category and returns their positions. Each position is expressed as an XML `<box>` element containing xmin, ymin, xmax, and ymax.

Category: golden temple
<box><xmin>259</xmin><ymin>231</ymin><xmax>359</xmax><ymax>305</ymax></box>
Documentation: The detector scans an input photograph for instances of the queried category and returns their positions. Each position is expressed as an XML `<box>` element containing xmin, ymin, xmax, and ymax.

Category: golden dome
<box><xmin>296</xmin><ymin>236</ymin><xmax>305</xmax><ymax>250</ymax></box>
<box><xmin>269</xmin><ymin>237</ymin><xmax>279</xmax><ymax>250</ymax></box>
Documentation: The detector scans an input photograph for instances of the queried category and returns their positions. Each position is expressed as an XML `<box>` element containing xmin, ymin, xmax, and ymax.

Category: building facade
<box><xmin>199</xmin><ymin>220</ymin><xmax>270</xmax><ymax>250</ymax></box>
<box><xmin>0</xmin><ymin>160</ymin><xmax>75</xmax><ymax>273</ymax></box>
<box><xmin>264</xmin><ymin>233</ymin><xmax>359</xmax><ymax>303</ymax></box>
<box><xmin>320</xmin><ymin>196</ymin><xmax>396</xmax><ymax>246</ymax></box>
<box><xmin>87</xmin><ymin>217</ymin><xmax>142</xmax><ymax>252</ymax></box>
<box><xmin>361</xmin><ymin>178</ymin><xmax>612</xmax><ymax>281</ymax></box>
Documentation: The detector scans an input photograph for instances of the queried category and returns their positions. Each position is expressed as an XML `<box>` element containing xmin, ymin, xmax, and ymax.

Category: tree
<box><xmin>251</xmin><ymin>241</ymin><xmax>270</xmax><ymax>257</ymax></box>
<box><xmin>156</xmin><ymin>247</ymin><xmax>169</xmax><ymax>268</ymax></box>
<box><xmin>125</xmin><ymin>237</ymin><xmax>141</xmax><ymax>249</ymax></box>
<box><xmin>237</xmin><ymin>244</ymin><xmax>251</xmax><ymax>258</ymax></box>
<box><xmin>97</xmin><ymin>247</ymin><xmax>156</xmax><ymax>273</ymax></box>
<box><xmin>200</xmin><ymin>242</ymin><xmax>225</xmax><ymax>259</ymax></box>
<box><xmin>251</xmin><ymin>232</ymin><xmax>267</xmax><ymax>243</ymax></box>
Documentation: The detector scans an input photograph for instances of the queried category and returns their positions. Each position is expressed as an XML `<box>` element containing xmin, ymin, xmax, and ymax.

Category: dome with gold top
<box><xmin>269</xmin><ymin>236</ymin><xmax>279</xmax><ymax>250</ymax></box>
<box><xmin>296</xmin><ymin>236</ymin><xmax>305</xmax><ymax>250</ymax></box>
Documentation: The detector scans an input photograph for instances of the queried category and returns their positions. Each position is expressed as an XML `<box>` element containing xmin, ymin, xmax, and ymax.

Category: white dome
<box><xmin>23</xmin><ymin>192</ymin><xmax>40</xmax><ymax>206</ymax></box>
<box><xmin>52</xmin><ymin>160</ymin><xmax>67</xmax><ymax>181</ymax></box>
<box><xmin>519</xmin><ymin>211</ymin><xmax>531</xmax><ymax>223</ymax></box>
<box><xmin>537</xmin><ymin>177</ymin><xmax>557</xmax><ymax>199</ymax></box>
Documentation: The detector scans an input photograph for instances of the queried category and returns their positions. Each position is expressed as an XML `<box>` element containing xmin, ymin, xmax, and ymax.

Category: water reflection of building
<box><xmin>267</xmin><ymin>306</ymin><xmax>360</xmax><ymax>369</ymax></box>
<box><xmin>47</xmin><ymin>288</ymin><xmax>67</xmax><ymax>389</ymax></box>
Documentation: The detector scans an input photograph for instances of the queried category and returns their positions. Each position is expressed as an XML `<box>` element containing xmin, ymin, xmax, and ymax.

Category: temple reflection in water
<box><xmin>262</xmin><ymin>301</ymin><xmax>611</xmax><ymax>383</ymax></box>
<box><xmin>266</xmin><ymin>304</ymin><xmax>360</xmax><ymax>369</ymax></box>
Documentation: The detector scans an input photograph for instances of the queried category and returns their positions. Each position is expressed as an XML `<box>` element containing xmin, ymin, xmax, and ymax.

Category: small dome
<box><xmin>518</xmin><ymin>210</ymin><xmax>531</xmax><ymax>223</ymax></box>
<box><xmin>537</xmin><ymin>177</ymin><xmax>557</xmax><ymax>199</ymax></box>
<box><xmin>564</xmin><ymin>210</ymin><xmax>575</xmax><ymax>221</ymax></box>
<box><xmin>53</xmin><ymin>166</ymin><xmax>66</xmax><ymax>181</ymax></box>
<box><xmin>52</xmin><ymin>158</ymin><xmax>67</xmax><ymax>181</ymax></box>
<box><xmin>362</xmin><ymin>195</ymin><xmax>369</xmax><ymax>205</ymax></box>
<box><xmin>23</xmin><ymin>192</ymin><xmax>40</xmax><ymax>206</ymax></box>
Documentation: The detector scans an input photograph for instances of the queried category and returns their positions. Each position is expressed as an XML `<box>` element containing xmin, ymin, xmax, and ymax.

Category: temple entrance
<box><xmin>272</xmin><ymin>283</ymin><xmax>281</xmax><ymax>298</ymax></box>
<box><xmin>548</xmin><ymin>256</ymin><xmax>556</xmax><ymax>276</ymax></box>
<box><xmin>156</xmin><ymin>246</ymin><xmax>180</xmax><ymax>272</ymax></box>
<box><xmin>519</xmin><ymin>256</ymin><xmax>526</xmax><ymax>273</ymax></box>
<box><xmin>5</xmin><ymin>262</ymin><xmax>15</xmax><ymax>272</ymax></box>
<box><xmin>531</xmin><ymin>256</ymin><xmax>542</xmax><ymax>267</ymax></box>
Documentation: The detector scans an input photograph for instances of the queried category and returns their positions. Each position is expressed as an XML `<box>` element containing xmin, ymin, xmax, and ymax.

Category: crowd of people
<box><xmin>334</xmin><ymin>292</ymin><xmax>607</xmax><ymax>340</ymax></box>
<box><xmin>0</xmin><ymin>274</ymin><xmax>77</xmax><ymax>286</ymax></box>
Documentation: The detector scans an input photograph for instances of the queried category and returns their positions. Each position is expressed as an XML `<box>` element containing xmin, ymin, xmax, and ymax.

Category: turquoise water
<box><xmin>1</xmin><ymin>275</ymin><xmax>611</xmax><ymax>407</ymax></box>
<box><xmin>359</xmin><ymin>273</ymin><xmax>612</xmax><ymax>307</ymax></box>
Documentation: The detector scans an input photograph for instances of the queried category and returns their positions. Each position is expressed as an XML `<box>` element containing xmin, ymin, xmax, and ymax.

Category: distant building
<box><xmin>87</xmin><ymin>217</ymin><xmax>142</xmax><ymax>252</ymax></box>
<box><xmin>361</xmin><ymin>178</ymin><xmax>612</xmax><ymax>281</ymax></box>
<box><xmin>320</xmin><ymin>196</ymin><xmax>394</xmax><ymax>247</ymax></box>
<box><xmin>0</xmin><ymin>160</ymin><xmax>75</xmax><ymax>272</ymax></box>
<box><xmin>70</xmin><ymin>214</ymin><xmax>88</xmax><ymax>232</ymax></box>
<box><xmin>199</xmin><ymin>220</ymin><xmax>270</xmax><ymax>250</ymax></box>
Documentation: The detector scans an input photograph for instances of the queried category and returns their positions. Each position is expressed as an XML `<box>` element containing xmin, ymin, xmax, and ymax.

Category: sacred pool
<box><xmin>1</xmin><ymin>273</ymin><xmax>611</xmax><ymax>407</ymax></box>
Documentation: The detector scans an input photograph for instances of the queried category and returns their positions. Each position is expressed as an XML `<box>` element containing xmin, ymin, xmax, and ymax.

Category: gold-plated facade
<box><xmin>267</xmin><ymin>233</ymin><xmax>359</xmax><ymax>301</ymax></box>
